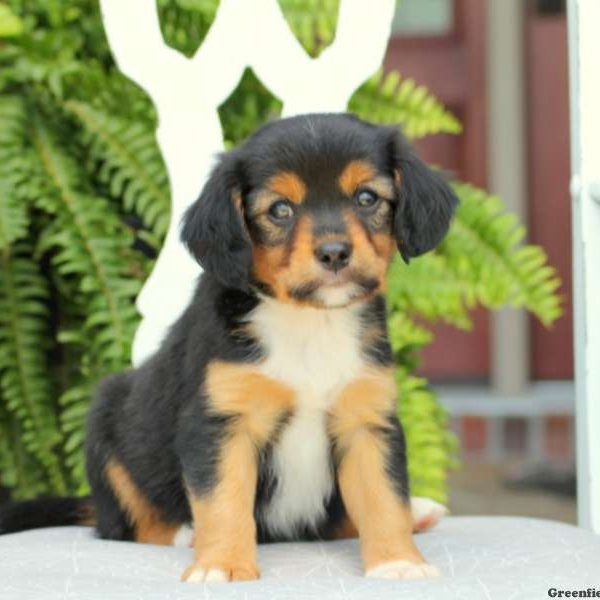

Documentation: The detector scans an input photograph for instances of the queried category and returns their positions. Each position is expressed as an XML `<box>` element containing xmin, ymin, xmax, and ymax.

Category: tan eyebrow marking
<box><xmin>365</xmin><ymin>175</ymin><xmax>396</xmax><ymax>200</ymax></box>
<box><xmin>268</xmin><ymin>171</ymin><xmax>307</xmax><ymax>204</ymax></box>
<box><xmin>339</xmin><ymin>160</ymin><xmax>377</xmax><ymax>195</ymax></box>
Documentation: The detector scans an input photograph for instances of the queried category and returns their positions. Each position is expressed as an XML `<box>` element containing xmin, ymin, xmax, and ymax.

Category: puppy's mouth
<box><xmin>288</xmin><ymin>271</ymin><xmax>380</xmax><ymax>307</ymax></box>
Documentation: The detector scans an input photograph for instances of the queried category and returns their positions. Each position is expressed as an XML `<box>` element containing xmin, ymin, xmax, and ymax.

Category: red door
<box><xmin>384</xmin><ymin>0</ymin><xmax>489</xmax><ymax>381</ymax></box>
<box><xmin>526</xmin><ymin>2</ymin><xmax>573</xmax><ymax>380</ymax></box>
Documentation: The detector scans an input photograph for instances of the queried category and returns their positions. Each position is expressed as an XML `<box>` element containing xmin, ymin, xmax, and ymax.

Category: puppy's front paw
<box><xmin>365</xmin><ymin>560</ymin><xmax>441</xmax><ymax>580</ymax></box>
<box><xmin>182</xmin><ymin>561</ymin><xmax>260</xmax><ymax>583</ymax></box>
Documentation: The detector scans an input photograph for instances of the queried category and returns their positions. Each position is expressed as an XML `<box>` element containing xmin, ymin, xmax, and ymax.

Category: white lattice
<box><xmin>99</xmin><ymin>0</ymin><xmax>395</xmax><ymax>365</ymax></box>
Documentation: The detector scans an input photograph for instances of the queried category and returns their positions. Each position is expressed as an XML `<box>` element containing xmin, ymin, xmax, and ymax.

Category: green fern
<box><xmin>447</xmin><ymin>183</ymin><xmax>562</xmax><ymax>325</ymax></box>
<box><xmin>278</xmin><ymin>0</ymin><xmax>340</xmax><ymax>57</ymax></box>
<box><xmin>350</xmin><ymin>69</ymin><xmax>462</xmax><ymax>139</ymax></box>
<box><xmin>66</xmin><ymin>100</ymin><xmax>171</xmax><ymax>239</ymax></box>
<box><xmin>0</xmin><ymin>97</ymin><xmax>30</xmax><ymax>247</ymax></box>
<box><xmin>0</xmin><ymin>404</ymin><xmax>48</xmax><ymax>499</ymax></box>
<box><xmin>157</xmin><ymin>0</ymin><xmax>218</xmax><ymax>57</ymax></box>
<box><xmin>29</xmin><ymin>116</ymin><xmax>141</xmax><ymax>367</ymax></box>
<box><xmin>0</xmin><ymin>243</ymin><xmax>66</xmax><ymax>494</ymax></box>
<box><xmin>397</xmin><ymin>372</ymin><xmax>458</xmax><ymax>503</ymax></box>
<box><xmin>388</xmin><ymin>183</ymin><xmax>562</xmax><ymax>331</ymax></box>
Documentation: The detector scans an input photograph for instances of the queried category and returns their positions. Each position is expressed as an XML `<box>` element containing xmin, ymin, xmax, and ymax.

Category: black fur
<box><xmin>0</xmin><ymin>496</ymin><xmax>92</xmax><ymax>534</ymax></box>
<box><xmin>181</xmin><ymin>153</ymin><xmax>253</xmax><ymax>291</ymax></box>
<box><xmin>0</xmin><ymin>113</ymin><xmax>456</xmax><ymax>547</ymax></box>
<box><xmin>387</xmin><ymin>128</ymin><xmax>458</xmax><ymax>263</ymax></box>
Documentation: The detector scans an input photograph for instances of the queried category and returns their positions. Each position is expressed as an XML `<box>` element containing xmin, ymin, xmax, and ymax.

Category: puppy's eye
<box><xmin>355</xmin><ymin>189</ymin><xmax>379</xmax><ymax>209</ymax></box>
<box><xmin>269</xmin><ymin>199</ymin><xmax>295</xmax><ymax>221</ymax></box>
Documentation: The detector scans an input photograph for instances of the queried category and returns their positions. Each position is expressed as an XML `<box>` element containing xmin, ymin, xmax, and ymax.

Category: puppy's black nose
<box><xmin>314</xmin><ymin>241</ymin><xmax>352</xmax><ymax>272</ymax></box>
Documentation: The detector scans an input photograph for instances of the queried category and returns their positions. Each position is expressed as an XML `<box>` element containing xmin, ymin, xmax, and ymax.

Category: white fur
<box><xmin>366</xmin><ymin>560</ymin><xmax>441</xmax><ymax>580</ymax></box>
<box><xmin>314</xmin><ymin>283</ymin><xmax>361</xmax><ymax>307</ymax></box>
<box><xmin>172</xmin><ymin>523</ymin><xmax>193</xmax><ymax>547</ymax></box>
<box><xmin>185</xmin><ymin>566</ymin><xmax>228</xmax><ymax>583</ymax></box>
<box><xmin>249</xmin><ymin>298</ymin><xmax>364</xmax><ymax>537</ymax></box>
<box><xmin>410</xmin><ymin>496</ymin><xmax>448</xmax><ymax>530</ymax></box>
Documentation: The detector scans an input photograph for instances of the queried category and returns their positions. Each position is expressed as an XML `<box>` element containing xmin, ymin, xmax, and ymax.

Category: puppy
<box><xmin>0</xmin><ymin>114</ymin><xmax>457</xmax><ymax>582</ymax></box>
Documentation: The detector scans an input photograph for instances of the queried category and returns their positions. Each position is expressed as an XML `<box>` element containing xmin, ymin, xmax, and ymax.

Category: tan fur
<box><xmin>184</xmin><ymin>361</ymin><xmax>296</xmax><ymax>581</ymax></box>
<box><xmin>338</xmin><ymin>160</ymin><xmax>377</xmax><ymax>196</ymax></box>
<box><xmin>253</xmin><ymin>216</ymin><xmax>324</xmax><ymax>304</ymax></box>
<box><xmin>345</xmin><ymin>213</ymin><xmax>394</xmax><ymax>291</ymax></box>
<box><xmin>105</xmin><ymin>459</ymin><xmax>181</xmax><ymax>545</ymax></box>
<box><xmin>184</xmin><ymin>435</ymin><xmax>260</xmax><ymax>582</ymax></box>
<box><xmin>205</xmin><ymin>361</ymin><xmax>295</xmax><ymax>443</ymax></box>
<box><xmin>329</xmin><ymin>370</ymin><xmax>425</xmax><ymax>571</ymax></box>
<box><xmin>329</xmin><ymin>515</ymin><xmax>359</xmax><ymax>540</ymax></box>
<box><xmin>268</xmin><ymin>171</ymin><xmax>307</xmax><ymax>204</ymax></box>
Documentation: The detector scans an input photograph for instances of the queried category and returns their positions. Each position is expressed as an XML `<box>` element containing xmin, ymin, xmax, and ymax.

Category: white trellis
<box><xmin>568</xmin><ymin>0</ymin><xmax>600</xmax><ymax>534</ymax></box>
<box><xmin>99</xmin><ymin>0</ymin><xmax>395</xmax><ymax>365</ymax></box>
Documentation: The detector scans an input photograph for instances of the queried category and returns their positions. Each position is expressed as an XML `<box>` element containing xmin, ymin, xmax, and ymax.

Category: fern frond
<box><xmin>219</xmin><ymin>69</ymin><xmax>283</xmax><ymax>146</ymax></box>
<box><xmin>0</xmin><ymin>176</ymin><xmax>28</xmax><ymax>248</ymax></box>
<box><xmin>28</xmin><ymin>115</ymin><xmax>141</xmax><ymax>367</ymax></box>
<box><xmin>0</xmin><ymin>243</ymin><xmax>66</xmax><ymax>494</ymax></box>
<box><xmin>349</xmin><ymin>69</ymin><xmax>462</xmax><ymax>139</ymax></box>
<box><xmin>66</xmin><ymin>100</ymin><xmax>170</xmax><ymax>238</ymax></box>
<box><xmin>157</xmin><ymin>0</ymin><xmax>217</xmax><ymax>57</ymax></box>
<box><xmin>278</xmin><ymin>0</ymin><xmax>340</xmax><ymax>57</ymax></box>
<box><xmin>387</xmin><ymin>253</ymin><xmax>475</xmax><ymax>329</ymax></box>
<box><xmin>0</xmin><ymin>96</ymin><xmax>30</xmax><ymax>247</ymax></box>
<box><xmin>447</xmin><ymin>183</ymin><xmax>563</xmax><ymax>326</ymax></box>
<box><xmin>0</xmin><ymin>400</ymin><xmax>48</xmax><ymax>498</ymax></box>
<box><xmin>397</xmin><ymin>371</ymin><xmax>458</xmax><ymax>504</ymax></box>
<box><xmin>387</xmin><ymin>183</ymin><xmax>562</xmax><ymax>329</ymax></box>
<box><xmin>59</xmin><ymin>379</ymin><xmax>93</xmax><ymax>495</ymax></box>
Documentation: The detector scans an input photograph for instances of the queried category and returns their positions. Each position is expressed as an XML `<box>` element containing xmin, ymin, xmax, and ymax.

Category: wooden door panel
<box><xmin>384</xmin><ymin>0</ymin><xmax>488</xmax><ymax>380</ymax></box>
<box><xmin>526</xmin><ymin>9</ymin><xmax>573</xmax><ymax>379</ymax></box>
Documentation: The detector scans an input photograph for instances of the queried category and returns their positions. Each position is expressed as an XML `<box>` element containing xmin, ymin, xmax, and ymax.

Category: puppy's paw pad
<box><xmin>366</xmin><ymin>560</ymin><xmax>441</xmax><ymax>580</ymax></box>
<box><xmin>411</xmin><ymin>496</ymin><xmax>449</xmax><ymax>532</ymax></box>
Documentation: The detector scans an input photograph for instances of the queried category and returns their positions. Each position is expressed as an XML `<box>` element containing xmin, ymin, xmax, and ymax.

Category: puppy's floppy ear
<box><xmin>181</xmin><ymin>151</ymin><xmax>252</xmax><ymax>290</ymax></box>
<box><xmin>386</xmin><ymin>128</ymin><xmax>458</xmax><ymax>263</ymax></box>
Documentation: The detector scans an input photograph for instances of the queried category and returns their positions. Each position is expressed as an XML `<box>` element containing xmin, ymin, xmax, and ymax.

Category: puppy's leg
<box><xmin>104</xmin><ymin>459</ymin><xmax>183</xmax><ymax>545</ymax></box>
<box><xmin>179</xmin><ymin>362</ymin><xmax>294</xmax><ymax>583</ymax></box>
<box><xmin>330</xmin><ymin>370</ymin><xmax>440</xmax><ymax>580</ymax></box>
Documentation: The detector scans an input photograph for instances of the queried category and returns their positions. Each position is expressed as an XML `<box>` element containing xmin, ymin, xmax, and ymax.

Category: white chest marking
<box><xmin>249</xmin><ymin>299</ymin><xmax>364</xmax><ymax>536</ymax></box>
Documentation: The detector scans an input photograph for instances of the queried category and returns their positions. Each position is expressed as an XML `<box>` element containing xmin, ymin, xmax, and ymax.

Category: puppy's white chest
<box><xmin>250</xmin><ymin>300</ymin><xmax>364</xmax><ymax>536</ymax></box>
<box><xmin>251</xmin><ymin>299</ymin><xmax>363</xmax><ymax>404</ymax></box>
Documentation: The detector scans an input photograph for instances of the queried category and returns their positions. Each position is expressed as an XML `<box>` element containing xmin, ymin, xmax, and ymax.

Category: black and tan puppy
<box><xmin>0</xmin><ymin>114</ymin><xmax>457</xmax><ymax>582</ymax></box>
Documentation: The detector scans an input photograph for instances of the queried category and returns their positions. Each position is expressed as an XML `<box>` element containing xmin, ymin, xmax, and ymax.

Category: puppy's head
<box><xmin>182</xmin><ymin>114</ymin><xmax>458</xmax><ymax>308</ymax></box>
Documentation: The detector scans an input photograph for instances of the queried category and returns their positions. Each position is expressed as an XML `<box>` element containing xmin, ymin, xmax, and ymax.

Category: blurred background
<box><xmin>389</xmin><ymin>0</ymin><xmax>574</xmax><ymax>523</ymax></box>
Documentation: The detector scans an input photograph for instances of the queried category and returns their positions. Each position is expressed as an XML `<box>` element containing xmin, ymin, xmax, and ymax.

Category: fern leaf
<box><xmin>65</xmin><ymin>100</ymin><xmax>170</xmax><ymax>238</ymax></box>
<box><xmin>59</xmin><ymin>379</ymin><xmax>93</xmax><ymax>495</ymax></box>
<box><xmin>157</xmin><ymin>0</ymin><xmax>218</xmax><ymax>57</ymax></box>
<box><xmin>447</xmin><ymin>183</ymin><xmax>563</xmax><ymax>326</ymax></box>
<box><xmin>29</xmin><ymin>114</ymin><xmax>141</xmax><ymax>367</ymax></box>
<box><xmin>349</xmin><ymin>69</ymin><xmax>462</xmax><ymax>139</ymax></box>
<box><xmin>397</xmin><ymin>371</ymin><xmax>458</xmax><ymax>504</ymax></box>
<box><xmin>0</xmin><ymin>243</ymin><xmax>66</xmax><ymax>494</ymax></box>
<box><xmin>278</xmin><ymin>0</ymin><xmax>340</xmax><ymax>57</ymax></box>
<box><xmin>0</xmin><ymin>400</ymin><xmax>49</xmax><ymax>498</ymax></box>
<box><xmin>388</xmin><ymin>184</ymin><xmax>562</xmax><ymax>329</ymax></box>
<box><xmin>0</xmin><ymin>96</ymin><xmax>30</xmax><ymax>247</ymax></box>
<box><xmin>0</xmin><ymin>176</ymin><xmax>28</xmax><ymax>249</ymax></box>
